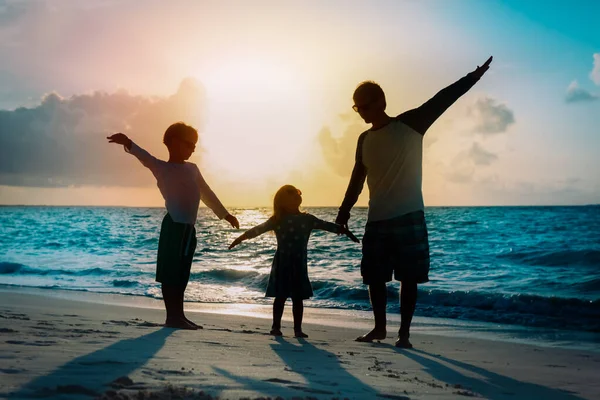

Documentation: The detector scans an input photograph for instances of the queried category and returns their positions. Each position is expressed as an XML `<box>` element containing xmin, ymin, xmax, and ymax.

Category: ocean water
<box><xmin>1</xmin><ymin>206</ymin><xmax>599</xmax><ymax>333</ymax></box>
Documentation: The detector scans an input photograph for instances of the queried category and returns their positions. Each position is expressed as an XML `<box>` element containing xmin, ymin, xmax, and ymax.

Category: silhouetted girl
<box><xmin>229</xmin><ymin>185</ymin><xmax>358</xmax><ymax>337</ymax></box>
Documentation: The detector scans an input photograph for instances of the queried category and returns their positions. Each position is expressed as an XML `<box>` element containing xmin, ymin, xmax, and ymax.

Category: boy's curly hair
<box><xmin>163</xmin><ymin>122</ymin><xmax>198</xmax><ymax>146</ymax></box>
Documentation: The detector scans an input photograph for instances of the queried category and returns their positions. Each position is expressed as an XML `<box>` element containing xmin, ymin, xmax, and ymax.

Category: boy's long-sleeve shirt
<box><xmin>126</xmin><ymin>142</ymin><xmax>228</xmax><ymax>224</ymax></box>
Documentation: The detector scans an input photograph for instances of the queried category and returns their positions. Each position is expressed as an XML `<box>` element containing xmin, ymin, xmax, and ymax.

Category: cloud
<box><xmin>445</xmin><ymin>142</ymin><xmax>498</xmax><ymax>183</ymax></box>
<box><xmin>0</xmin><ymin>78</ymin><xmax>207</xmax><ymax>187</ymax></box>
<box><xmin>591</xmin><ymin>53</ymin><xmax>600</xmax><ymax>86</ymax></box>
<box><xmin>467</xmin><ymin>96</ymin><xmax>515</xmax><ymax>134</ymax></box>
<box><xmin>565</xmin><ymin>80</ymin><xmax>598</xmax><ymax>103</ymax></box>
<box><xmin>318</xmin><ymin>113</ymin><xmax>366</xmax><ymax>177</ymax></box>
<box><xmin>468</xmin><ymin>142</ymin><xmax>498</xmax><ymax>166</ymax></box>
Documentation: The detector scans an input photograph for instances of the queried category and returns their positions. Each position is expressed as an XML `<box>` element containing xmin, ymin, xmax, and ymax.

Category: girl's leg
<box><xmin>292</xmin><ymin>297</ymin><xmax>307</xmax><ymax>338</ymax></box>
<box><xmin>271</xmin><ymin>297</ymin><xmax>286</xmax><ymax>335</ymax></box>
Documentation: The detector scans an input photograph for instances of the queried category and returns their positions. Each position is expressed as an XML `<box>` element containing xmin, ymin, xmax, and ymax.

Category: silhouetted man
<box><xmin>336</xmin><ymin>57</ymin><xmax>493</xmax><ymax>348</ymax></box>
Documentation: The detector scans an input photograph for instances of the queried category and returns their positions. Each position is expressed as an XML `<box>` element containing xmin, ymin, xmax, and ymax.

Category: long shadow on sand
<box><xmin>213</xmin><ymin>337</ymin><xmax>399</xmax><ymax>399</ymax></box>
<box><xmin>9</xmin><ymin>328</ymin><xmax>173</xmax><ymax>399</ymax></box>
<box><xmin>400</xmin><ymin>348</ymin><xmax>585</xmax><ymax>400</ymax></box>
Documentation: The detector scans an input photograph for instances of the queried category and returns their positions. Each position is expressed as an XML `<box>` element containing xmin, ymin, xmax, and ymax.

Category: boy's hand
<box><xmin>228</xmin><ymin>237</ymin><xmax>243</xmax><ymax>250</ymax></box>
<box><xmin>225</xmin><ymin>214</ymin><xmax>240</xmax><ymax>229</ymax></box>
<box><xmin>107</xmin><ymin>133</ymin><xmax>132</xmax><ymax>148</ymax></box>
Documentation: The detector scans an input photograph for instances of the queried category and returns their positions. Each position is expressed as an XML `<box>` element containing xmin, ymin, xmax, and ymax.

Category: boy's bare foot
<box><xmin>355</xmin><ymin>329</ymin><xmax>387</xmax><ymax>342</ymax></box>
<box><xmin>164</xmin><ymin>318</ymin><xmax>198</xmax><ymax>330</ymax></box>
<box><xmin>395</xmin><ymin>336</ymin><xmax>413</xmax><ymax>349</ymax></box>
<box><xmin>294</xmin><ymin>330</ymin><xmax>308</xmax><ymax>338</ymax></box>
<box><xmin>184</xmin><ymin>317</ymin><xmax>203</xmax><ymax>329</ymax></box>
<box><xmin>270</xmin><ymin>329</ymin><xmax>283</xmax><ymax>336</ymax></box>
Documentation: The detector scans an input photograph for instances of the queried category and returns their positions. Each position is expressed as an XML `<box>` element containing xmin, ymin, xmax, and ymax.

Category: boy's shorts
<box><xmin>361</xmin><ymin>210</ymin><xmax>430</xmax><ymax>285</ymax></box>
<box><xmin>156</xmin><ymin>213</ymin><xmax>197</xmax><ymax>286</ymax></box>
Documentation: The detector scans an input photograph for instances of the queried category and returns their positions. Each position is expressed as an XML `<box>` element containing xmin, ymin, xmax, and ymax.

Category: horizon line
<box><xmin>1</xmin><ymin>204</ymin><xmax>598</xmax><ymax>208</ymax></box>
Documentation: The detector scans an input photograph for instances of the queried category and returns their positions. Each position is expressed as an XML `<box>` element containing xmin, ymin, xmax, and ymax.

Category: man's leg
<box><xmin>396</xmin><ymin>280</ymin><xmax>418</xmax><ymax>348</ymax></box>
<box><xmin>271</xmin><ymin>297</ymin><xmax>286</xmax><ymax>336</ymax></box>
<box><xmin>356</xmin><ymin>282</ymin><xmax>388</xmax><ymax>342</ymax></box>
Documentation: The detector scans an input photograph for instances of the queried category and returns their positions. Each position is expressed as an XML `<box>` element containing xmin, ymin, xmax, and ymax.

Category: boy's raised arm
<box><xmin>107</xmin><ymin>133</ymin><xmax>160</xmax><ymax>172</ymax></box>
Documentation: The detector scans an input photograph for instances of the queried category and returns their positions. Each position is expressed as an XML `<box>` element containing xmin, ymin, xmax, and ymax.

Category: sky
<box><xmin>0</xmin><ymin>0</ymin><xmax>599</xmax><ymax>207</ymax></box>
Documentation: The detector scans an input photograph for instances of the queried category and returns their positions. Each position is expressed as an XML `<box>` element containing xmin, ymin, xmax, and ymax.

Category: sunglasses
<box><xmin>286</xmin><ymin>188</ymin><xmax>302</xmax><ymax>196</ymax></box>
<box><xmin>352</xmin><ymin>100</ymin><xmax>376</xmax><ymax>113</ymax></box>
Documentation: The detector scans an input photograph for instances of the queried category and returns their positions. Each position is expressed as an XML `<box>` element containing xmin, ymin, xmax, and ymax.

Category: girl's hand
<box><xmin>229</xmin><ymin>237</ymin><xmax>243</xmax><ymax>250</ymax></box>
<box><xmin>341</xmin><ymin>226</ymin><xmax>360</xmax><ymax>243</ymax></box>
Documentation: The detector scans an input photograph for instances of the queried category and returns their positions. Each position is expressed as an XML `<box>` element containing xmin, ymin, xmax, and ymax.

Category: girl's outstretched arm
<box><xmin>311</xmin><ymin>215</ymin><xmax>360</xmax><ymax>243</ymax></box>
<box><xmin>229</xmin><ymin>217</ymin><xmax>275</xmax><ymax>249</ymax></box>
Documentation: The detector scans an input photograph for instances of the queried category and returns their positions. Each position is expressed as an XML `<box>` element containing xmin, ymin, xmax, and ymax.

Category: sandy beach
<box><xmin>0</xmin><ymin>288</ymin><xmax>598</xmax><ymax>400</ymax></box>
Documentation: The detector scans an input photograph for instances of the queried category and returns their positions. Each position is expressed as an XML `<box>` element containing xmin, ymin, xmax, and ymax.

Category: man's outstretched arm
<box><xmin>398</xmin><ymin>56</ymin><xmax>493</xmax><ymax>135</ymax></box>
<box><xmin>336</xmin><ymin>131</ymin><xmax>368</xmax><ymax>227</ymax></box>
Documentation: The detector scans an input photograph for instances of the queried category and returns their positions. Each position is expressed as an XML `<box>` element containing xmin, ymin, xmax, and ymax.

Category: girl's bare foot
<box><xmin>355</xmin><ymin>328</ymin><xmax>386</xmax><ymax>342</ymax></box>
<box><xmin>270</xmin><ymin>329</ymin><xmax>283</xmax><ymax>336</ymax></box>
<box><xmin>294</xmin><ymin>330</ymin><xmax>308</xmax><ymax>338</ymax></box>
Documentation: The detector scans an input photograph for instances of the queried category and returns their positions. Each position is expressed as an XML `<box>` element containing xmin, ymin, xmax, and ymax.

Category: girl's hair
<box><xmin>273</xmin><ymin>185</ymin><xmax>301</xmax><ymax>221</ymax></box>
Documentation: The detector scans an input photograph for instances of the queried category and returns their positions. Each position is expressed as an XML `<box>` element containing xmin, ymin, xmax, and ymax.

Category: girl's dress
<box><xmin>244</xmin><ymin>213</ymin><xmax>341</xmax><ymax>299</ymax></box>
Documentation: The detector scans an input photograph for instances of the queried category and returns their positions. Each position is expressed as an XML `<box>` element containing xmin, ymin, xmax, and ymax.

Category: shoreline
<box><xmin>2</xmin><ymin>285</ymin><xmax>599</xmax><ymax>353</ymax></box>
<box><xmin>1</xmin><ymin>288</ymin><xmax>599</xmax><ymax>399</ymax></box>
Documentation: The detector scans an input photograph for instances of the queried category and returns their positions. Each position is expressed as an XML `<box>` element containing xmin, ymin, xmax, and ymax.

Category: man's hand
<box><xmin>228</xmin><ymin>236</ymin><xmax>243</xmax><ymax>250</ymax></box>
<box><xmin>472</xmin><ymin>56</ymin><xmax>493</xmax><ymax>79</ymax></box>
<box><xmin>225</xmin><ymin>214</ymin><xmax>240</xmax><ymax>229</ymax></box>
<box><xmin>335</xmin><ymin>212</ymin><xmax>350</xmax><ymax>230</ymax></box>
<box><xmin>107</xmin><ymin>133</ymin><xmax>132</xmax><ymax>148</ymax></box>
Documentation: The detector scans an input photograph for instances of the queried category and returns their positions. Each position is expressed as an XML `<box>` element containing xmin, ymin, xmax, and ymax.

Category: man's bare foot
<box><xmin>270</xmin><ymin>328</ymin><xmax>283</xmax><ymax>336</ymax></box>
<box><xmin>294</xmin><ymin>330</ymin><xmax>308</xmax><ymax>338</ymax></box>
<box><xmin>184</xmin><ymin>317</ymin><xmax>203</xmax><ymax>329</ymax></box>
<box><xmin>355</xmin><ymin>329</ymin><xmax>387</xmax><ymax>342</ymax></box>
<box><xmin>395</xmin><ymin>336</ymin><xmax>413</xmax><ymax>349</ymax></box>
<box><xmin>164</xmin><ymin>318</ymin><xmax>198</xmax><ymax>330</ymax></box>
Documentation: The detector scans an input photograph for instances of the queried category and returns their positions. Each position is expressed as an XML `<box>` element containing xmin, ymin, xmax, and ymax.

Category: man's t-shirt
<box><xmin>338</xmin><ymin>72</ymin><xmax>480</xmax><ymax>223</ymax></box>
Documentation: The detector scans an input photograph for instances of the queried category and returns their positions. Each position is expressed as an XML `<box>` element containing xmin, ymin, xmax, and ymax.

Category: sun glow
<box><xmin>198</xmin><ymin>57</ymin><xmax>316</xmax><ymax>183</ymax></box>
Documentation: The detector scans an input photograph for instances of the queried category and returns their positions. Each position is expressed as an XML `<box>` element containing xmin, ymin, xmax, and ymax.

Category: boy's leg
<box><xmin>292</xmin><ymin>297</ymin><xmax>308</xmax><ymax>338</ymax></box>
<box><xmin>271</xmin><ymin>297</ymin><xmax>286</xmax><ymax>336</ymax></box>
<box><xmin>177</xmin><ymin>282</ymin><xmax>202</xmax><ymax>329</ymax></box>
<box><xmin>162</xmin><ymin>283</ymin><xmax>196</xmax><ymax>330</ymax></box>
<box><xmin>396</xmin><ymin>280</ymin><xmax>417</xmax><ymax>348</ymax></box>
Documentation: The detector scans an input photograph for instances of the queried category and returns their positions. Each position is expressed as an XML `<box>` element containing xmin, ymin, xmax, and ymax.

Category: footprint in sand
<box><xmin>287</xmin><ymin>385</ymin><xmax>335</xmax><ymax>395</ymax></box>
<box><xmin>6</xmin><ymin>340</ymin><xmax>57</xmax><ymax>346</ymax></box>
<box><xmin>0</xmin><ymin>312</ymin><xmax>30</xmax><ymax>321</ymax></box>
<box><xmin>376</xmin><ymin>394</ymin><xmax>411</xmax><ymax>400</ymax></box>
<box><xmin>0</xmin><ymin>368</ymin><xmax>27</xmax><ymax>374</ymax></box>
<box><xmin>32</xmin><ymin>385</ymin><xmax>98</xmax><ymax>397</ymax></box>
